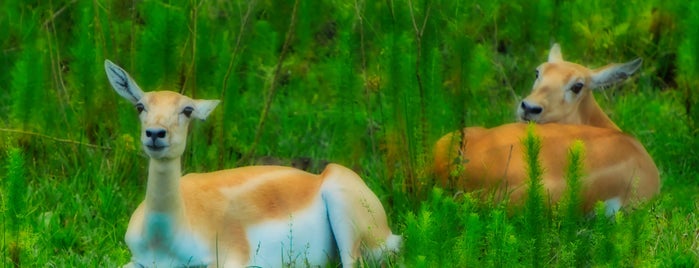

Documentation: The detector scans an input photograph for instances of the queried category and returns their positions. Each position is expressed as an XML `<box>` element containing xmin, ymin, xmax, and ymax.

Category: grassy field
<box><xmin>1</xmin><ymin>0</ymin><xmax>698</xmax><ymax>266</ymax></box>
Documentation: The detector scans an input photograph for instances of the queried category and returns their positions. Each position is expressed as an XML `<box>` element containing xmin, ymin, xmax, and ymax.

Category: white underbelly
<box><xmin>245</xmin><ymin>196</ymin><xmax>335</xmax><ymax>267</ymax></box>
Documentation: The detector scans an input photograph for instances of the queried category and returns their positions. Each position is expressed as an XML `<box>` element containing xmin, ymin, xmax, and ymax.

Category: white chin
<box><xmin>143</xmin><ymin>146</ymin><xmax>169</xmax><ymax>158</ymax></box>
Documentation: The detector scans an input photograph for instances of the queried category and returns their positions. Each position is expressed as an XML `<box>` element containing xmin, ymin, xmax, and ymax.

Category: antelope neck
<box><xmin>146</xmin><ymin>157</ymin><xmax>185</xmax><ymax>214</ymax></box>
<box><xmin>580</xmin><ymin>96</ymin><xmax>621</xmax><ymax>131</ymax></box>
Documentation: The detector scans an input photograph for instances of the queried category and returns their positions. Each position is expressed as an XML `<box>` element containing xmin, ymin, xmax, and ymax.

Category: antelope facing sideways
<box><xmin>105</xmin><ymin>60</ymin><xmax>401</xmax><ymax>267</ymax></box>
<box><xmin>434</xmin><ymin>44</ymin><xmax>660</xmax><ymax>215</ymax></box>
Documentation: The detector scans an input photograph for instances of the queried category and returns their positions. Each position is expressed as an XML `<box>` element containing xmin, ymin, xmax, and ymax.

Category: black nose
<box><xmin>145</xmin><ymin>128</ymin><xmax>167</xmax><ymax>140</ymax></box>
<box><xmin>520</xmin><ymin>101</ymin><xmax>543</xmax><ymax>115</ymax></box>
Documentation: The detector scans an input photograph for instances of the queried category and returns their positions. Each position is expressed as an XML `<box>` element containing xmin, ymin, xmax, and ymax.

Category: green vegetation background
<box><xmin>1</xmin><ymin>0</ymin><xmax>698</xmax><ymax>266</ymax></box>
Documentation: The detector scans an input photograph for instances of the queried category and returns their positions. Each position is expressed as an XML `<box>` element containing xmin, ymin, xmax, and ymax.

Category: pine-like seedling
<box><xmin>560</xmin><ymin>140</ymin><xmax>585</xmax><ymax>241</ymax></box>
<box><xmin>522</xmin><ymin>123</ymin><xmax>547</xmax><ymax>267</ymax></box>
<box><xmin>454</xmin><ymin>209</ymin><xmax>484</xmax><ymax>267</ymax></box>
<box><xmin>70</xmin><ymin>0</ymin><xmax>101</xmax><ymax>134</ymax></box>
<box><xmin>678</xmin><ymin>1</ymin><xmax>699</xmax><ymax>136</ymax></box>
<box><xmin>9</xmin><ymin>43</ymin><xmax>44</xmax><ymax>130</ymax></box>
<box><xmin>484</xmin><ymin>208</ymin><xmax>518</xmax><ymax>267</ymax></box>
<box><xmin>136</xmin><ymin>1</ymin><xmax>186</xmax><ymax>90</ymax></box>
<box><xmin>591</xmin><ymin>201</ymin><xmax>615</xmax><ymax>265</ymax></box>
<box><xmin>404</xmin><ymin>188</ymin><xmax>461</xmax><ymax>266</ymax></box>
<box><xmin>5</xmin><ymin>147</ymin><xmax>27</xmax><ymax>267</ymax></box>
<box><xmin>9</xmin><ymin>58</ymin><xmax>30</xmax><ymax>129</ymax></box>
<box><xmin>558</xmin><ymin>140</ymin><xmax>586</xmax><ymax>266</ymax></box>
<box><xmin>404</xmin><ymin>207</ymin><xmax>435</xmax><ymax>267</ymax></box>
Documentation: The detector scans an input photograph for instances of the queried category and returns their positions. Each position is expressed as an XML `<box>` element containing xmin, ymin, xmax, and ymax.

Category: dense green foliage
<box><xmin>1</xmin><ymin>0</ymin><xmax>697</xmax><ymax>266</ymax></box>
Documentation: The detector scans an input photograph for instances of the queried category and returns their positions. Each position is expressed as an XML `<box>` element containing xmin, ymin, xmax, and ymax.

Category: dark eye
<box><xmin>535</xmin><ymin>69</ymin><xmax>540</xmax><ymax>79</ymax></box>
<box><xmin>182</xmin><ymin>106</ymin><xmax>194</xmax><ymax>118</ymax></box>
<box><xmin>571</xmin><ymin>82</ymin><xmax>584</xmax><ymax>94</ymax></box>
<box><xmin>135</xmin><ymin>103</ymin><xmax>145</xmax><ymax>114</ymax></box>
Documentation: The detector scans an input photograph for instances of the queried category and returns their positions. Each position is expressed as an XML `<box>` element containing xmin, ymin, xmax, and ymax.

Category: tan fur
<box><xmin>320</xmin><ymin>163</ymin><xmax>391</xmax><ymax>250</ymax></box>
<box><xmin>433</xmin><ymin>44</ymin><xmax>659</xmax><ymax>212</ymax></box>
<box><xmin>434</xmin><ymin>123</ymin><xmax>659</xmax><ymax>211</ymax></box>
<box><xmin>127</xmin><ymin>165</ymin><xmax>347</xmax><ymax>266</ymax></box>
<box><xmin>181</xmin><ymin>166</ymin><xmax>323</xmax><ymax>224</ymax></box>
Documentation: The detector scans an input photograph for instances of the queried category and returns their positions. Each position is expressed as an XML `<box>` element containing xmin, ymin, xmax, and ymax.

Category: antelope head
<box><xmin>105</xmin><ymin>60</ymin><xmax>220</xmax><ymax>160</ymax></box>
<box><xmin>518</xmin><ymin>43</ymin><xmax>642</xmax><ymax>130</ymax></box>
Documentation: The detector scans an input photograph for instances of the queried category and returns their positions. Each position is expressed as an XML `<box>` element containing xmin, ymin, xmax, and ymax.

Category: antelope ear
<box><xmin>590</xmin><ymin>58</ymin><xmax>643</xmax><ymax>89</ymax></box>
<box><xmin>104</xmin><ymin>59</ymin><xmax>144</xmax><ymax>104</ymax></box>
<box><xmin>548</xmin><ymin>43</ymin><xmax>563</xmax><ymax>63</ymax></box>
<box><xmin>192</xmin><ymin>99</ymin><xmax>220</xmax><ymax>120</ymax></box>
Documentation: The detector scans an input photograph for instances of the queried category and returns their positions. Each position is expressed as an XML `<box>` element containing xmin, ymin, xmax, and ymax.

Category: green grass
<box><xmin>1</xmin><ymin>0</ymin><xmax>698</xmax><ymax>266</ymax></box>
